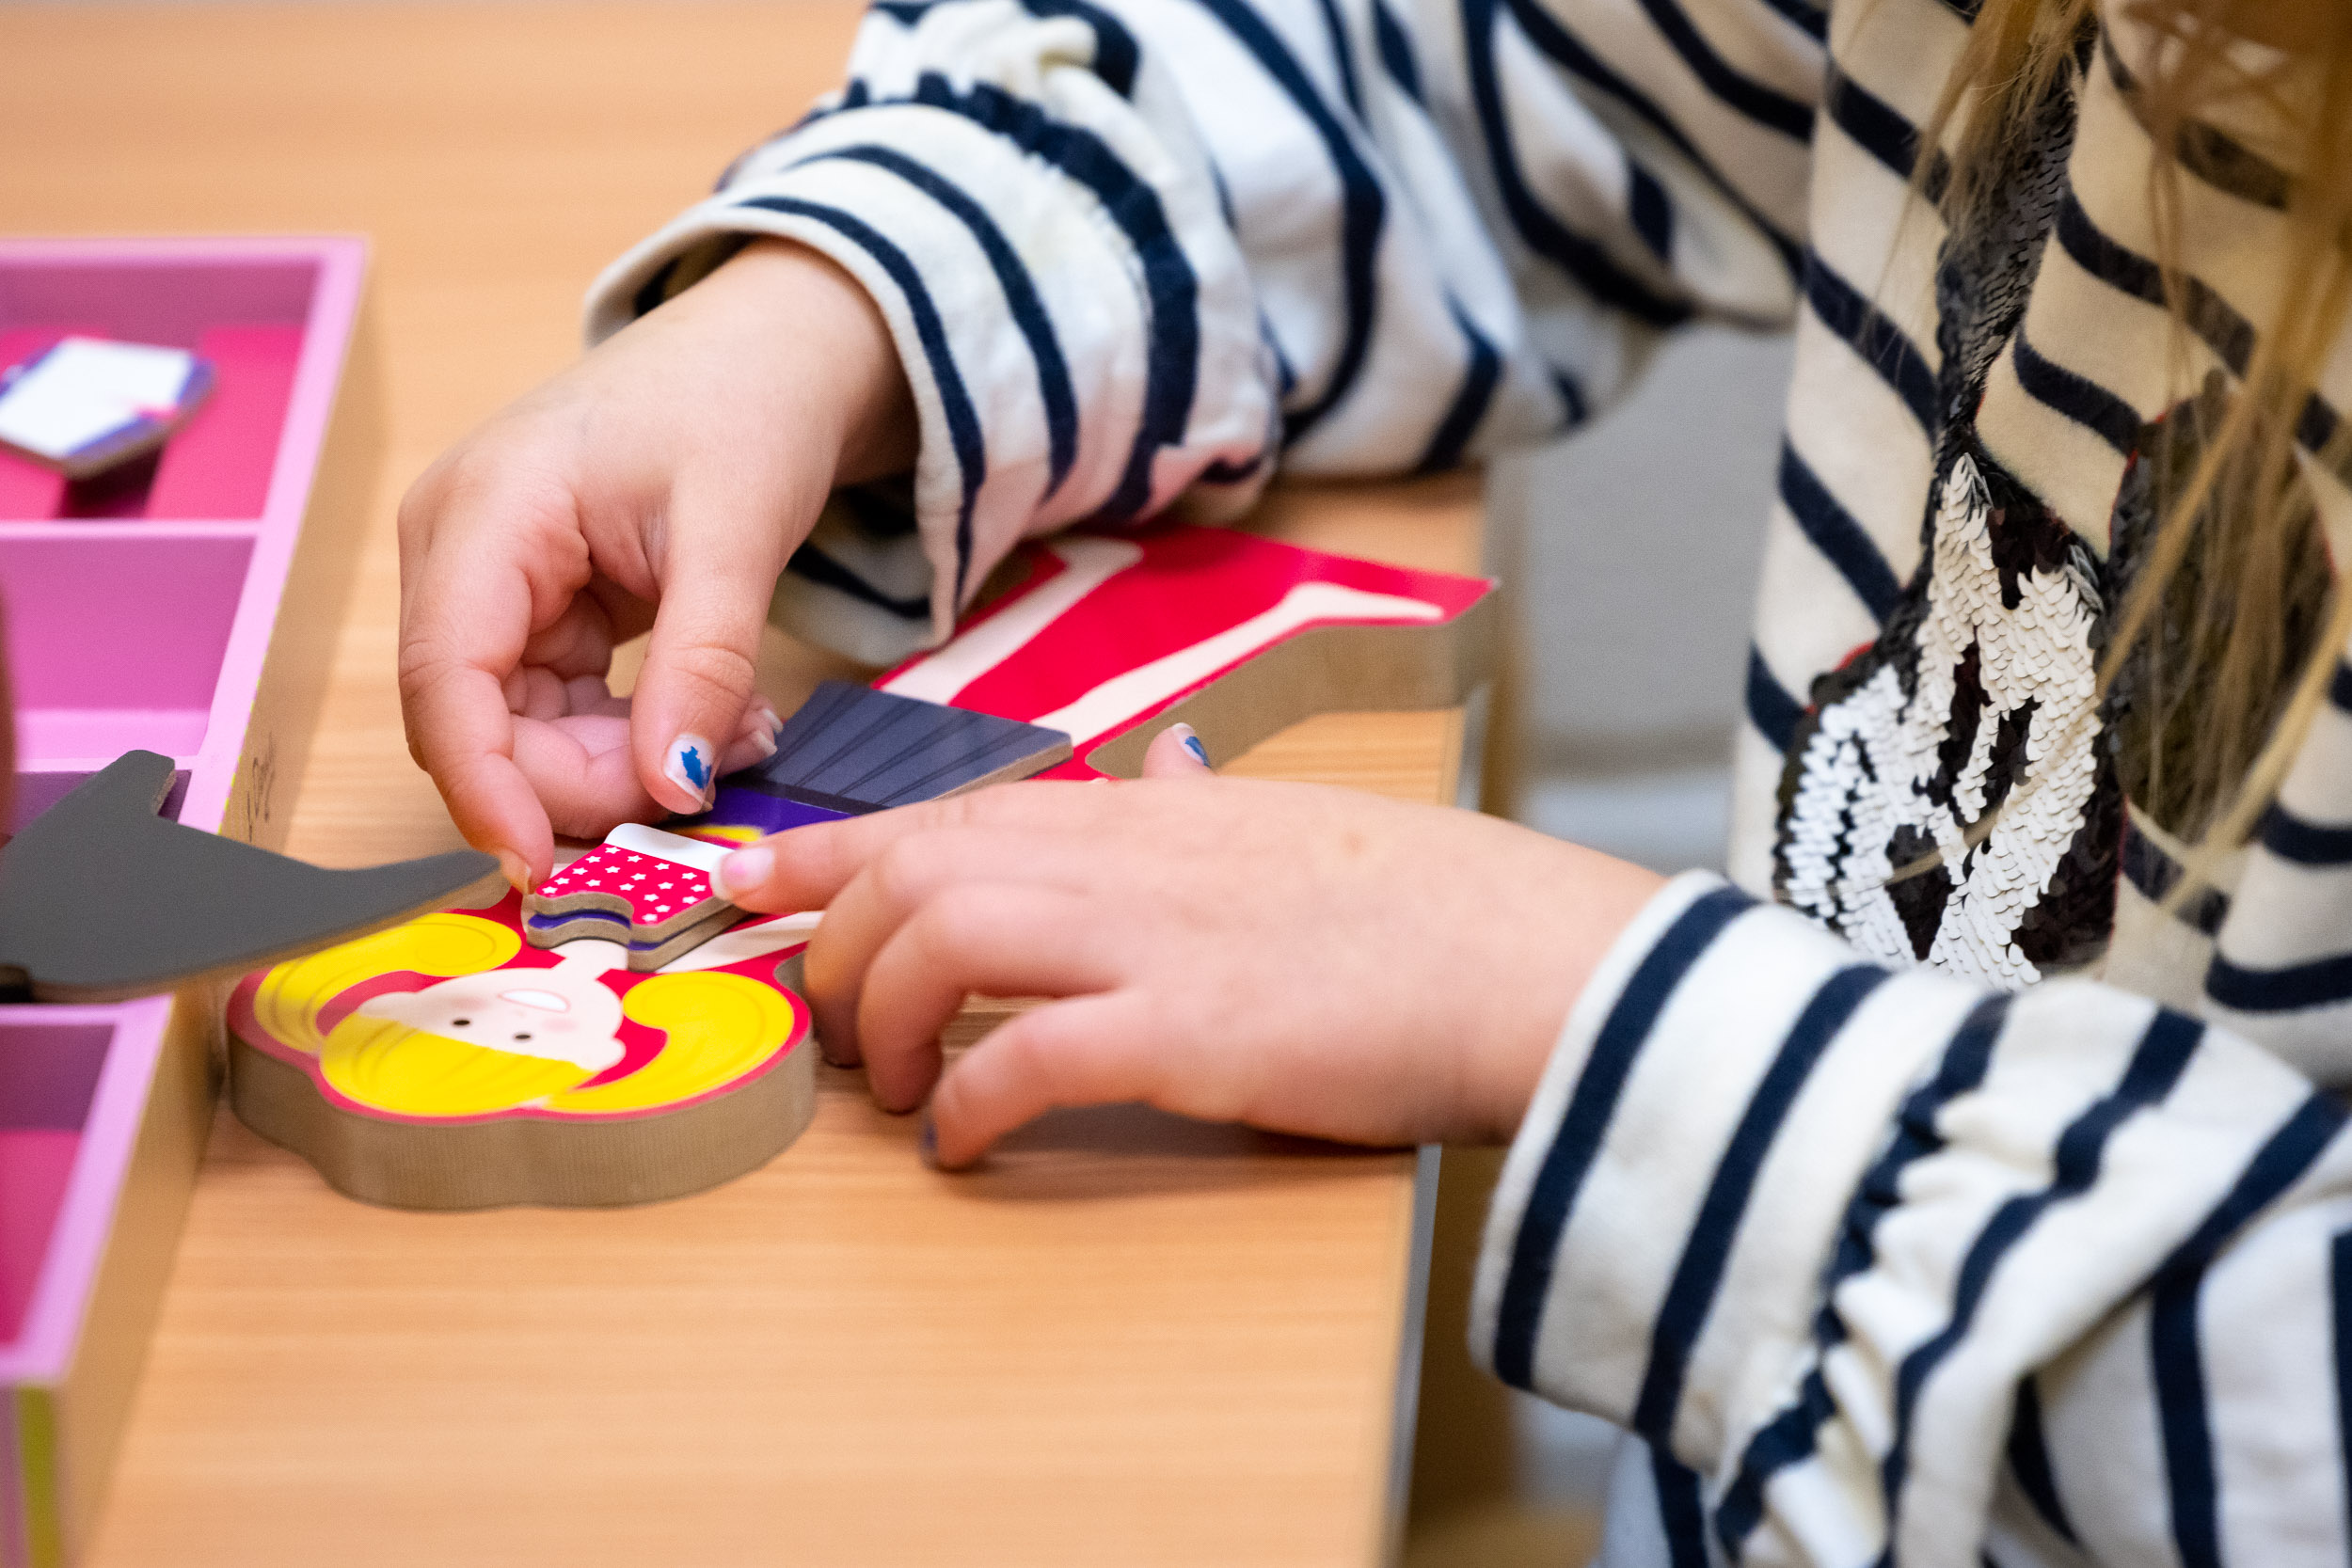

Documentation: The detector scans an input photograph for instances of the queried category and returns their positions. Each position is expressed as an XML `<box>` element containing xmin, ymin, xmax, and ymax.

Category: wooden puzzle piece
<box><xmin>868</xmin><ymin>524</ymin><xmax>1495</xmax><ymax>779</ymax></box>
<box><xmin>686</xmin><ymin>681</ymin><xmax>1071</xmax><ymax>844</ymax></box>
<box><xmin>522</xmin><ymin>822</ymin><xmax>740</xmax><ymax>969</ymax></box>
<box><xmin>0</xmin><ymin>750</ymin><xmax>500</xmax><ymax>1003</ymax></box>
<box><xmin>0</xmin><ymin>336</ymin><xmax>215</xmax><ymax>479</ymax></box>
<box><xmin>229</xmin><ymin>895</ymin><xmax>818</xmax><ymax>1209</ymax></box>
<box><xmin>230</xmin><ymin>525</ymin><xmax>1493</xmax><ymax>1209</ymax></box>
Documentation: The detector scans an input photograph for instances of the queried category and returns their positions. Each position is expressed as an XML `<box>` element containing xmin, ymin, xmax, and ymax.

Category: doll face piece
<box><xmin>355</xmin><ymin>961</ymin><xmax>627</xmax><ymax>1074</ymax></box>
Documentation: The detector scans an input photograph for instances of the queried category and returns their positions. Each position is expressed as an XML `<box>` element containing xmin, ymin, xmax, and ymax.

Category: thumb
<box><xmin>1140</xmin><ymin>721</ymin><xmax>1215</xmax><ymax>779</ymax></box>
<box><xmin>632</xmin><ymin>515</ymin><xmax>786</xmax><ymax>815</ymax></box>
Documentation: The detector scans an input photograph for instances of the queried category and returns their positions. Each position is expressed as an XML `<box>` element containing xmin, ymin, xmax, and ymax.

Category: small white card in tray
<box><xmin>0</xmin><ymin>336</ymin><xmax>215</xmax><ymax>478</ymax></box>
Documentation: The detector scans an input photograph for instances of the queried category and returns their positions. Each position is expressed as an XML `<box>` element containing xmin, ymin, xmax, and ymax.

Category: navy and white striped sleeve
<box><xmin>1473</xmin><ymin>872</ymin><xmax>2352</xmax><ymax>1565</ymax></box>
<box><xmin>584</xmin><ymin>0</ymin><xmax>1821</xmax><ymax>660</ymax></box>
<box><xmin>586</xmin><ymin>1</ymin><xmax>1278</xmax><ymax>661</ymax></box>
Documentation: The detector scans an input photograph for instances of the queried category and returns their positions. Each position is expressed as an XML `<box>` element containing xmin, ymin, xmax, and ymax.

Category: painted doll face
<box><xmin>355</xmin><ymin>958</ymin><xmax>627</xmax><ymax>1074</ymax></box>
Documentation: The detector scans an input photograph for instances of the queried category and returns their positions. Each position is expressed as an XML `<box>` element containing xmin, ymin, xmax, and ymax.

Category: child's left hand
<box><xmin>713</xmin><ymin>730</ymin><xmax>1665</xmax><ymax>1166</ymax></box>
<box><xmin>394</xmin><ymin>240</ymin><xmax>913</xmax><ymax>886</ymax></box>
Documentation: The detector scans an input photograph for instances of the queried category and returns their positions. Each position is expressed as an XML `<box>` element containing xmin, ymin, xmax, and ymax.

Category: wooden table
<box><xmin>0</xmin><ymin>7</ymin><xmax>1486</xmax><ymax>1563</ymax></box>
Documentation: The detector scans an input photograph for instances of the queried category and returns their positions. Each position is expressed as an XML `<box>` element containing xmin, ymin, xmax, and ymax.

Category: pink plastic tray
<box><xmin>0</xmin><ymin>237</ymin><xmax>373</xmax><ymax>1568</ymax></box>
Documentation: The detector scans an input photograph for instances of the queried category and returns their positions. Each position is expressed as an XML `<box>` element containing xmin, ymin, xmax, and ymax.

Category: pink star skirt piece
<box><xmin>521</xmin><ymin>823</ymin><xmax>741</xmax><ymax>969</ymax></box>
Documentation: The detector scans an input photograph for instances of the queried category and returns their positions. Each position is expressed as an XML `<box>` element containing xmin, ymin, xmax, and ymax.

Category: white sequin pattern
<box><xmin>1780</xmin><ymin>453</ymin><xmax>2103</xmax><ymax>989</ymax></box>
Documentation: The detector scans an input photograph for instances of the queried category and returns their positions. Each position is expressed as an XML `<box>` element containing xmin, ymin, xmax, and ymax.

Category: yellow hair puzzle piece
<box><xmin>228</xmin><ymin>891</ymin><xmax>818</xmax><ymax>1209</ymax></box>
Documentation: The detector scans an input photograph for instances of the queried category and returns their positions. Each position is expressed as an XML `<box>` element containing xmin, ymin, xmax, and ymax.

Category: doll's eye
<box><xmin>513</xmin><ymin>1033</ymin><xmax>532</xmax><ymax>1042</ymax></box>
<box><xmin>452</xmin><ymin>1017</ymin><xmax>471</xmax><ymax>1027</ymax></box>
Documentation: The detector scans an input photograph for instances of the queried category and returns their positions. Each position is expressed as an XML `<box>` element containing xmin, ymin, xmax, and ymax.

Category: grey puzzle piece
<box><xmin>724</xmin><ymin>681</ymin><xmax>1071</xmax><ymax>816</ymax></box>
<box><xmin>0</xmin><ymin>750</ymin><xmax>500</xmax><ymax>1003</ymax></box>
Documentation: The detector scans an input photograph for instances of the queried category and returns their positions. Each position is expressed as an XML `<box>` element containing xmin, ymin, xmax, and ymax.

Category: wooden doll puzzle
<box><xmin>228</xmin><ymin>892</ymin><xmax>820</xmax><ymax>1212</ymax></box>
<box><xmin>0</xmin><ymin>237</ymin><xmax>381</xmax><ymax>1568</ymax></box>
<box><xmin>227</xmin><ymin>521</ymin><xmax>1495</xmax><ymax>1216</ymax></box>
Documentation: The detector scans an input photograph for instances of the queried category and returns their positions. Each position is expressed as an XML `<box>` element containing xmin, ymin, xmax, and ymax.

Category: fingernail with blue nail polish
<box><xmin>917</xmin><ymin>1115</ymin><xmax>940</xmax><ymax>1168</ymax></box>
<box><xmin>662</xmin><ymin>733</ymin><xmax>718</xmax><ymax>806</ymax></box>
<box><xmin>1182</xmin><ymin>732</ymin><xmax>1211</xmax><ymax>767</ymax></box>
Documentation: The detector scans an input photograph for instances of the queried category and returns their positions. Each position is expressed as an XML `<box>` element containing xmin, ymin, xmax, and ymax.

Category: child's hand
<box><xmin>397</xmin><ymin>240</ymin><xmax>914</xmax><ymax>886</ymax></box>
<box><xmin>713</xmin><ymin>730</ymin><xmax>1667</xmax><ymax>1166</ymax></box>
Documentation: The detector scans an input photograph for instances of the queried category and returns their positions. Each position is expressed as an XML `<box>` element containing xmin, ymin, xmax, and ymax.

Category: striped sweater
<box><xmin>587</xmin><ymin>1</ymin><xmax>2352</xmax><ymax>1563</ymax></box>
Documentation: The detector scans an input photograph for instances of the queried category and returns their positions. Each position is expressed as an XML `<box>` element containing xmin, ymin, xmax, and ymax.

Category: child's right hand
<box><xmin>715</xmin><ymin>730</ymin><xmax>1670</xmax><ymax>1165</ymax></box>
<box><xmin>396</xmin><ymin>240</ymin><xmax>914</xmax><ymax>887</ymax></box>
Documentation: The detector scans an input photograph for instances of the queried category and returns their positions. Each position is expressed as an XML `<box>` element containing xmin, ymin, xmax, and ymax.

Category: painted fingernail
<box><xmin>718</xmin><ymin>846</ymin><xmax>773</xmax><ymax>896</ymax></box>
<box><xmin>662</xmin><ymin>733</ymin><xmax>718</xmax><ymax>807</ymax></box>
<box><xmin>1176</xmin><ymin>726</ymin><xmax>1212</xmax><ymax>768</ymax></box>
<box><xmin>917</xmin><ymin>1114</ymin><xmax>939</xmax><ymax>1167</ymax></box>
<box><xmin>496</xmin><ymin>850</ymin><xmax>532</xmax><ymax>892</ymax></box>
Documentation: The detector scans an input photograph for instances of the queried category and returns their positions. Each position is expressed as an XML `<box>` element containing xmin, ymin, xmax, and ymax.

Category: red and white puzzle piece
<box><xmin>875</xmin><ymin>523</ymin><xmax>1494</xmax><ymax>775</ymax></box>
<box><xmin>522</xmin><ymin>822</ymin><xmax>740</xmax><ymax>970</ymax></box>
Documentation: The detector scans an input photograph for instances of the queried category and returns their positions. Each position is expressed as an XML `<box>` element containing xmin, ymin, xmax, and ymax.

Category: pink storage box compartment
<box><xmin>0</xmin><ymin>261</ymin><xmax>312</xmax><ymax>522</ymax></box>
<box><xmin>0</xmin><ymin>238</ymin><xmax>376</xmax><ymax>1568</ymax></box>
<box><xmin>5</xmin><ymin>534</ymin><xmax>256</xmax><ymax>762</ymax></box>
<box><xmin>0</xmin><ymin>1023</ymin><xmax>112</xmax><ymax>1346</ymax></box>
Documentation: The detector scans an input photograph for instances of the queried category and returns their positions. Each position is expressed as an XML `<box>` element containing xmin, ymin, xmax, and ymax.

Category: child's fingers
<box><xmin>796</xmin><ymin>824</ymin><xmax>1110</xmax><ymax>1064</ymax></box>
<box><xmin>720</xmin><ymin>696</ymin><xmax>784</xmax><ymax>773</ymax></box>
<box><xmin>401</xmin><ymin>659</ymin><xmax>553</xmax><ymax>887</ymax></box>
<box><xmin>510</xmin><ymin>715</ymin><xmax>657</xmax><ymax>841</ymax></box>
<box><xmin>738</xmin><ymin>695</ymin><xmax>784</xmax><ymax>738</ymax></box>
<box><xmin>396</xmin><ymin>517</ymin><xmax>545</xmax><ymax>879</ymax></box>
<box><xmin>630</xmin><ymin>502</ymin><xmax>792</xmax><ymax>816</ymax></box>
<box><xmin>717</xmin><ymin>784</ymin><xmax>1108</xmax><ymax>913</ymax></box>
<box><xmin>852</xmin><ymin>882</ymin><xmax>1123</xmax><ymax>1113</ymax></box>
<box><xmin>926</xmin><ymin>990</ymin><xmax>1165</xmax><ymax>1170</ymax></box>
<box><xmin>717</xmin><ymin>813</ymin><xmax>934</xmax><ymax>918</ymax></box>
<box><xmin>516</xmin><ymin>585</ymin><xmax>632</xmax><ymax>684</ymax></box>
<box><xmin>563</xmin><ymin>673</ymin><xmax>630</xmax><ymax>719</ymax></box>
<box><xmin>715</xmin><ymin>729</ymin><xmax>777</xmax><ymax>777</ymax></box>
<box><xmin>1140</xmin><ymin>722</ymin><xmax>1214</xmax><ymax>777</ymax></box>
<box><xmin>398</xmin><ymin>484</ymin><xmax>573</xmax><ymax>880</ymax></box>
<box><xmin>504</xmin><ymin>665</ymin><xmax>571</xmax><ymax>721</ymax></box>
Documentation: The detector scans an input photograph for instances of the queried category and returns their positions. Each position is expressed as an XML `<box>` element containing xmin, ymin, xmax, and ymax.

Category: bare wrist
<box><xmin>703</xmin><ymin>237</ymin><xmax>918</xmax><ymax>483</ymax></box>
<box><xmin>1478</xmin><ymin>849</ymin><xmax>1667</xmax><ymax>1141</ymax></box>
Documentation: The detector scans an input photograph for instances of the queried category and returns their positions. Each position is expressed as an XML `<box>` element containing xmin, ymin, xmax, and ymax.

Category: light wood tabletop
<box><xmin>0</xmin><ymin>5</ymin><xmax>1486</xmax><ymax>1563</ymax></box>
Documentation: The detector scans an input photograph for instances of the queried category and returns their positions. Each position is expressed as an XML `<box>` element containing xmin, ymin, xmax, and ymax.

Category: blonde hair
<box><xmin>251</xmin><ymin>912</ymin><xmax>802</xmax><ymax>1118</ymax></box>
<box><xmin>1919</xmin><ymin>0</ymin><xmax>2352</xmax><ymax>891</ymax></box>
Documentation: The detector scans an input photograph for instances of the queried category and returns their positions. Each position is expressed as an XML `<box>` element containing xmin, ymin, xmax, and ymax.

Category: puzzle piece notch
<box><xmin>0</xmin><ymin>750</ymin><xmax>501</xmax><ymax>1003</ymax></box>
<box><xmin>522</xmin><ymin>822</ymin><xmax>741</xmax><ymax>971</ymax></box>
